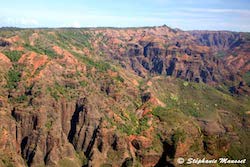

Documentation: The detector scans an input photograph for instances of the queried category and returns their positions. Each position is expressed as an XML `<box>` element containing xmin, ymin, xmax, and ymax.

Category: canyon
<box><xmin>0</xmin><ymin>26</ymin><xmax>249</xmax><ymax>167</ymax></box>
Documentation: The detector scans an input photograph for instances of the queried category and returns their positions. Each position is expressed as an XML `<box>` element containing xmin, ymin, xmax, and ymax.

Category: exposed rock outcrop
<box><xmin>0</xmin><ymin>26</ymin><xmax>249</xmax><ymax>167</ymax></box>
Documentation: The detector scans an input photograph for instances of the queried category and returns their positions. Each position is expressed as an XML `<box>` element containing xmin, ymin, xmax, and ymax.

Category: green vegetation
<box><xmin>149</xmin><ymin>77</ymin><xmax>250</xmax><ymax>161</ymax></box>
<box><xmin>24</xmin><ymin>43</ymin><xmax>62</xmax><ymax>58</ymax></box>
<box><xmin>44</xmin><ymin>48</ymin><xmax>62</xmax><ymax>58</ymax></box>
<box><xmin>6</xmin><ymin>65</ymin><xmax>21</xmax><ymax>89</ymax></box>
<box><xmin>0</xmin><ymin>28</ymin><xmax>21</xmax><ymax>37</ymax></box>
<box><xmin>58</xmin><ymin>158</ymin><xmax>80</xmax><ymax>167</ymax></box>
<box><xmin>215</xmin><ymin>51</ymin><xmax>227</xmax><ymax>58</ymax></box>
<box><xmin>76</xmin><ymin>151</ymin><xmax>88</xmax><ymax>166</ymax></box>
<box><xmin>34</xmin><ymin>64</ymin><xmax>46</xmax><ymax>76</ymax></box>
<box><xmin>14</xmin><ymin>94</ymin><xmax>28</xmax><ymax>103</ymax></box>
<box><xmin>0</xmin><ymin>158</ymin><xmax>14</xmax><ymax>167</ymax></box>
<box><xmin>243</xmin><ymin>71</ymin><xmax>250</xmax><ymax>86</ymax></box>
<box><xmin>24</xmin><ymin>43</ymin><xmax>44</xmax><ymax>54</ymax></box>
<box><xmin>136</xmin><ymin>117</ymin><xmax>150</xmax><ymax>134</ymax></box>
<box><xmin>152</xmin><ymin>106</ymin><xmax>168</xmax><ymax>121</ymax></box>
<box><xmin>47</xmin><ymin>82</ymin><xmax>77</xmax><ymax>101</ymax></box>
<box><xmin>45</xmin><ymin>120</ymin><xmax>52</xmax><ymax>130</ymax></box>
<box><xmin>79</xmin><ymin>80</ymin><xmax>88</xmax><ymax>87</ymax></box>
<box><xmin>100</xmin><ymin>163</ymin><xmax>112</xmax><ymax>167</ymax></box>
<box><xmin>55</xmin><ymin>30</ymin><xmax>93</xmax><ymax>50</ymax></box>
<box><xmin>150</xmin><ymin>78</ymin><xmax>249</xmax><ymax>119</ymax></box>
<box><xmin>189</xmin><ymin>141</ymin><xmax>200</xmax><ymax>152</ymax></box>
<box><xmin>90</xmin><ymin>60</ymin><xmax>111</xmax><ymax>72</ymax></box>
<box><xmin>183</xmin><ymin>81</ymin><xmax>189</xmax><ymax>87</ymax></box>
<box><xmin>47</xmin><ymin>87</ymin><xmax>59</xmax><ymax>100</ymax></box>
<box><xmin>114</xmin><ymin>75</ymin><xmax>125</xmax><ymax>83</ymax></box>
<box><xmin>117</xmin><ymin>111</ymin><xmax>150</xmax><ymax>135</ymax></box>
<box><xmin>5</xmin><ymin>65</ymin><xmax>32</xmax><ymax>103</ymax></box>
<box><xmin>172</xmin><ymin>128</ymin><xmax>186</xmax><ymax>144</ymax></box>
<box><xmin>0</xmin><ymin>153</ymin><xmax>14</xmax><ymax>167</ymax></box>
<box><xmin>226</xmin><ymin>128</ymin><xmax>250</xmax><ymax>160</ymax></box>
<box><xmin>107</xmin><ymin>149</ymin><xmax>125</xmax><ymax>162</ymax></box>
<box><xmin>3</xmin><ymin>50</ymin><xmax>23</xmax><ymax>62</ymax></box>
<box><xmin>72</xmin><ymin>52</ymin><xmax>112</xmax><ymax>72</ymax></box>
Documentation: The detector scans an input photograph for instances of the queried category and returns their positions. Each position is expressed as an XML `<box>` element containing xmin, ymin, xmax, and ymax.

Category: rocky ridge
<box><xmin>0</xmin><ymin>26</ymin><xmax>249</xmax><ymax>167</ymax></box>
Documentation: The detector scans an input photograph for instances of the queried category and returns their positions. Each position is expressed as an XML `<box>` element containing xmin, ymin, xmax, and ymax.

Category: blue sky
<box><xmin>1</xmin><ymin>0</ymin><xmax>250</xmax><ymax>31</ymax></box>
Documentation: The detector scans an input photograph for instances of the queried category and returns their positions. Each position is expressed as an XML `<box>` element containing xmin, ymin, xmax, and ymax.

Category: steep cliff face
<box><xmin>189</xmin><ymin>31</ymin><xmax>250</xmax><ymax>75</ymax></box>
<box><xmin>189</xmin><ymin>31</ymin><xmax>242</xmax><ymax>50</ymax></box>
<box><xmin>0</xmin><ymin>27</ymin><xmax>249</xmax><ymax>167</ymax></box>
<box><xmin>124</xmin><ymin>41</ymin><xmax>235</xmax><ymax>83</ymax></box>
<box><xmin>93</xmin><ymin>27</ymin><xmax>248</xmax><ymax>86</ymax></box>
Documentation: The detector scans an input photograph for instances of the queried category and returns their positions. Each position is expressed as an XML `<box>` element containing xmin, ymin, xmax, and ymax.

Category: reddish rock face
<box><xmin>0</xmin><ymin>52</ymin><xmax>12</xmax><ymax>69</ymax></box>
<box><xmin>93</xmin><ymin>27</ymin><xmax>249</xmax><ymax>87</ymax></box>
<box><xmin>0</xmin><ymin>26</ymin><xmax>249</xmax><ymax>167</ymax></box>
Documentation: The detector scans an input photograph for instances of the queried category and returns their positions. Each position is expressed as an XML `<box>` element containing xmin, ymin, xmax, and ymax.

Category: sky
<box><xmin>0</xmin><ymin>0</ymin><xmax>250</xmax><ymax>31</ymax></box>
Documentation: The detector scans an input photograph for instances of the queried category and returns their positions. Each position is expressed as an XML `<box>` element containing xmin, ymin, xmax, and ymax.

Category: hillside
<box><xmin>0</xmin><ymin>26</ymin><xmax>249</xmax><ymax>167</ymax></box>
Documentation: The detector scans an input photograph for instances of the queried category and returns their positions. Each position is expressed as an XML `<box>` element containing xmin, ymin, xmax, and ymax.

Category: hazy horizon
<box><xmin>1</xmin><ymin>0</ymin><xmax>250</xmax><ymax>32</ymax></box>
<box><xmin>1</xmin><ymin>26</ymin><xmax>249</xmax><ymax>33</ymax></box>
